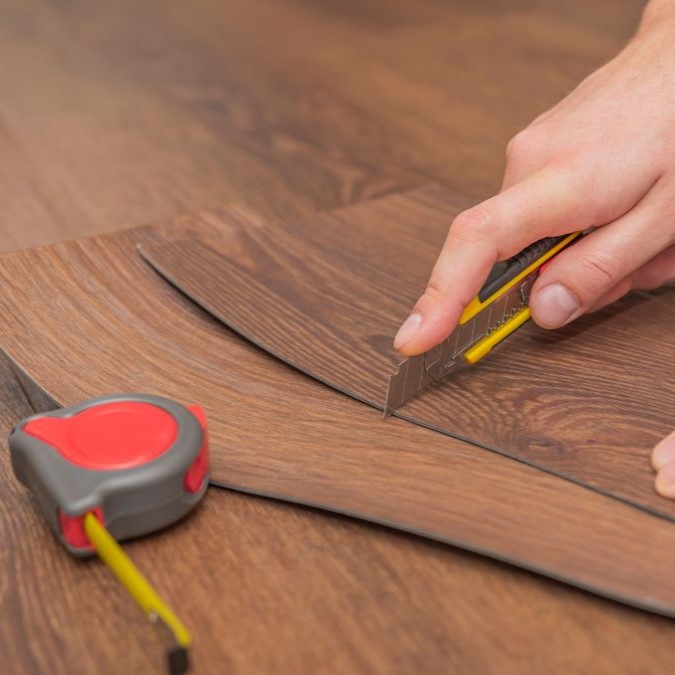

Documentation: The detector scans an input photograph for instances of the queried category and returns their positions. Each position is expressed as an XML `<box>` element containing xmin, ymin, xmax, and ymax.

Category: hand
<box><xmin>393</xmin><ymin>3</ymin><xmax>675</xmax><ymax>498</ymax></box>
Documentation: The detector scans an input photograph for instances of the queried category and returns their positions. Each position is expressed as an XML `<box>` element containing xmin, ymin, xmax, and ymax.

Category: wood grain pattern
<box><xmin>0</xmin><ymin>0</ymin><xmax>642</xmax><ymax>251</ymax></box>
<box><xmin>0</xmin><ymin>1</ymin><xmax>670</xmax><ymax>672</ymax></box>
<box><xmin>144</xmin><ymin>184</ymin><xmax>675</xmax><ymax>522</ymax></box>
<box><xmin>16</xmin><ymin>350</ymin><xmax>673</xmax><ymax>675</ymax></box>
<box><xmin>4</xmin><ymin>220</ymin><xmax>675</xmax><ymax>620</ymax></box>
<box><xmin>6</xmin><ymin>425</ymin><xmax>675</xmax><ymax>675</ymax></box>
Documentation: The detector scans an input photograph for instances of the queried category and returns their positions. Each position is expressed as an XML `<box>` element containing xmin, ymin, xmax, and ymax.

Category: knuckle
<box><xmin>577</xmin><ymin>252</ymin><xmax>621</xmax><ymax>291</ymax></box>
<box><xmin>506</xmin><ymin>130</ymin><xmax>536</xmax><ymax>161</ymax></box>
<box><xmin>422</xmin><ymin>279</ymin><xmax>445</xmax><ymax>303</ymax></box>
<box><xmin>420</xmin><ymin>277</ymin><xmax>472</xmax><ymax>310</ymax></box>
<box><xmin>449</xmin><ymin>207</ymin><xmax>494</xmax><ymax>242</ymax></box>
<box><xmin>548</xmin><ymin>166</ymin><xmax>587</xmax><ymax>215</ymax></box>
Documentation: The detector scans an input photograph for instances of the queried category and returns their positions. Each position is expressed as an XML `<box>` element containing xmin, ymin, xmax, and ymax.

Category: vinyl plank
<box><xmin>137</xmin><ymin>184</ymin><xmax>675</xmax><ymax>524</ymax></box>
<box><xmin>2</xmin><ymin>216</ymin><xmax>674</xmax><ymax>615</ymax></box>
<box><xmin>0</xmin><ymin>1</ymin><xmax>666</xmax><ymax>671</ymax></box>
<box><xmin>11</xmin><ymin>344</ymin><xmax>654</xmax><ymax>675</ymax></box>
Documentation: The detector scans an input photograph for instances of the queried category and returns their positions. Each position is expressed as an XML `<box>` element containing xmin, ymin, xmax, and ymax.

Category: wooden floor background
<box><xmin>3</xmin><ymin>1</ymin><xmax>673</xmax><ymax>673</ymax></box>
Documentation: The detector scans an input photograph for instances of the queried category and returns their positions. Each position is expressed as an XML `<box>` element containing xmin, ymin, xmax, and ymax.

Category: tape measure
<box><xmin>9</xmin><ymin>393</ymin><xmax>210</xmax><ymax>674</ymax></box>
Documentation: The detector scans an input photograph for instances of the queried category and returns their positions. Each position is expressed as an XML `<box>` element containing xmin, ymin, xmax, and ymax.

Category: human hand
<box><xmin>394</xmin><ymin>7</ymin><xmax>675</xmax><ymax>358</ymax></box>
<box><xmin>392</xmin><ymin>4</ymin><xmax>675</xmax><ymax>498</ymax></box>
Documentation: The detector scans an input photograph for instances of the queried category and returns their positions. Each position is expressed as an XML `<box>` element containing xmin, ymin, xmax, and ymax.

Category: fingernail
<box><xmin>394</xmin><ymin>313</ymin><xmax>422</xmax><ymax>349</ymax></box>
<box><xmin>656</xmin><ymin>460</ymin><xmax>675</xmax><ymax>498</ymax></box>
<box><xmin>532</xmin><ymin>283</ymin><xmax>580</xmax><ymax>328</ymax></box>
<box><xmin>652</xmin><ymin>432</ymin><xmax>675</xmax><ymax>470</ymax></box>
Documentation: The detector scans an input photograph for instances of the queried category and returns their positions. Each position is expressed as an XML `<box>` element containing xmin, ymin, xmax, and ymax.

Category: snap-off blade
<box><xmin>384</xmin><ymin>274</ymin><xmax>536</xmax><ymax>415</ymax></box>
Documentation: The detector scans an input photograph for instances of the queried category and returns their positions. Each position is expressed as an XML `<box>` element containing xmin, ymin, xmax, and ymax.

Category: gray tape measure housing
<box><xmin>9</xmin><ymin>393</ymin><xmax>208</xmax><ymax>556</ymax></box>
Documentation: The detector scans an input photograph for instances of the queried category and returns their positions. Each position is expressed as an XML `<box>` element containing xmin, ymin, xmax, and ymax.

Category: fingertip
<box><xmin>655</xmin><ymin>461</ymin><xmax>675</xmax><ymax>499</ymax></box>
<box><xmin>395</xmin><ymin>319</ymin><xmax>449</xmax><ymax>356</ymax></box>
<box><xmin>652</xmin><ymin>433</ymin><xmax>675</xmax><ymax>499</ymax></box>
<box><xmin>652</xmin><ymin>430</ymin><xmax>675</xmax><ymax>471</ymax></box>
<box><xmin>394</xmin><ymin>313</ymin><xmax>422</xmax><ymax>351</ymax></box>
<box><xmin>394</xmin><ymin>301</ymin><xmax>463</xmax><ymax>356</ymax></box>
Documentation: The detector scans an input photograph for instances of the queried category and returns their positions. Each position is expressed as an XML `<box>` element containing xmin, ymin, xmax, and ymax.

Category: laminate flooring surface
<box><xmin>1</xmin><ymin>1</ymin><xmax>670</xmax><ymax>672</ymax></box>
<box><xmin>0</xmin><ymin>0</ymin><xmax>643</xmax><ymax>247</ymax></box>
<box><xmin>2</xmin><ymin>222</ymin><xmax>675</xmax><ymax>614</ymax></box>
<box><xmin>139</xmin><ymin>184</ymin><xmax>675</xmax><ymax>523</ymax></box>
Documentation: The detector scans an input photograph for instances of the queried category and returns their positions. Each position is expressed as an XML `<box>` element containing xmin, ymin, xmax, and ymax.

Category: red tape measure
<box><xmin>10</xmin><ymin>393</ymin><xmax>210</xmax><ymax>674</ymax></box>
<box><xmin>10</xmin><ymin>393</ymin><xmax>209</xmax><ymax>554</ymax></box>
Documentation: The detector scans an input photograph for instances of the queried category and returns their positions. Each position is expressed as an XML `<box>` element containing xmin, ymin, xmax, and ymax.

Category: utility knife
<box><xmin>384</xmin><ymin>232</ymin><xmax>581</xmax><ymax>414</ymax></box>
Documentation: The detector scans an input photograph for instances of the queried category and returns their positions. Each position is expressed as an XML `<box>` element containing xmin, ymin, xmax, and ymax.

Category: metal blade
<box><xmin>384</xmin><ymin>272</ymin><xmax>537</xmax><ymax>413</ymax></box>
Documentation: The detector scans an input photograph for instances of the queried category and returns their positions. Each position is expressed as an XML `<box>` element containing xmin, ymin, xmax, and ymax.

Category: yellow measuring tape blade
<box><xmin>83</xmin><ymin>512</ymin><xmax>192</xmax><ymax>649</ymax></box>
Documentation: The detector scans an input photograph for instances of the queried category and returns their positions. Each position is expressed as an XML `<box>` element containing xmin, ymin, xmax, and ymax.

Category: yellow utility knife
<box><xmin>384</xmin><ymin>232</ymin><xmax>582</xmax><ymax>414</ymax></box>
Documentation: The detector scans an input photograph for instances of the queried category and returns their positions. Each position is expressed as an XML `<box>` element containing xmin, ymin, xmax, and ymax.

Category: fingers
<box><xmin>636</xmin><ymin>247</ymin><xmax>675</xmax><ymax>500</ymax></box>
<box><xmin>652</xmin><ymin>430</ymin><xmax>675</xmax><ymax>499</ymax></box>
<box><xmin>585</xmin><ymin>278</ymin><xmax>633</xmax><ymax>314</ymax></box>
<box><xmin>530</xmin><ymin>187</ymin><xmax>675</xmax><ymax>328</ymax></box>
<box><xmin>586</xmin><ymin>245</ymin><xmax>675</xmax><ymax>313</ymax></box>
<box><xmin>631</xmin><ymin>244</ymin><xmax>675</xmax><ymax>290</ymax></box>
<box><xmin>395</xmin><ymin>167</ymin><xmax>593</xmax><ymax>355</ymax></box>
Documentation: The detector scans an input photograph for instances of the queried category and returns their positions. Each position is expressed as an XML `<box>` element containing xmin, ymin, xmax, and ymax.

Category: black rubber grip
<box><xmin>478</xmin><ymin>235</ymin><xmax>568</xmax><ymax>302</ymax></box>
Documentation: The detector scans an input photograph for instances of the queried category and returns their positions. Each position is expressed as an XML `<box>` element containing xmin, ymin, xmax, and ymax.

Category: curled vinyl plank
<box><xmin>1</xmin><ymin>221</ymin><xmax>675</xmax><ymax>613</ymax></box>
<box><xmin>137</xmin><ymin>184</ymin><xmax>675</xmax><ymax>523</ymax></box>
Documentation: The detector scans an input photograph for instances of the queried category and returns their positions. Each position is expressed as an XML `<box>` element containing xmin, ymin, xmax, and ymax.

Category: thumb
<box><xmin>395</xmin><ymin>168</ymin><xmax>592</xmax><ymax>356</ymax></box>
<box><xmin>530</xmin><ymin>186</ymin><xmax>675</xmax><ymax>329</ymax></box>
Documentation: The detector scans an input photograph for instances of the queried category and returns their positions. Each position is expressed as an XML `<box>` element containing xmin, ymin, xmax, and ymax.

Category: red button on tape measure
<box><xmin>23</xmin><ymin>401</ymin><xmax>179</xmax><ymax>470</ymax></box>
<box><xmin>10</xmin><ymin>393</ymin><xmax>209</xmax><ymax>555</ymax></box>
